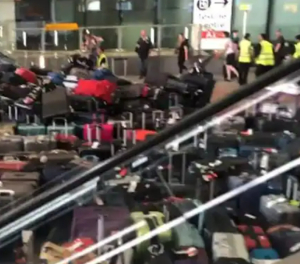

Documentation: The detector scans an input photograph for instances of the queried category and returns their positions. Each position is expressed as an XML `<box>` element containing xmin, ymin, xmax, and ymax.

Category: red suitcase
<box><xmin>74</xmin><ymin>80</ymin><xmax>117</xmax><ymax>104</ymax></box>
<box><xmin>238</xmin><ymin>225</ymin><xmax>271</xmax><ymax>250</ymax></box>
<box><xmin>15</xmin><ymin>68</ymin><xmax>37</xmax><ymax>84</ymax></box>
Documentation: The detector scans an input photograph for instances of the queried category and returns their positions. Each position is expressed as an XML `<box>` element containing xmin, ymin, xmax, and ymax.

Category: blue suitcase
<box><xmin>250</xmin><ymin>248</ymin><xmax>280</xmax><ymax>263</ymax></box>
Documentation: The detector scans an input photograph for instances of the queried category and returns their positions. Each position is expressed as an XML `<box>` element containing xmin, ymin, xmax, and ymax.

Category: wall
<box><xmin>0</xmin><ymin>0</ymin><xmax>16</xmax><ymax>50</ymax></box>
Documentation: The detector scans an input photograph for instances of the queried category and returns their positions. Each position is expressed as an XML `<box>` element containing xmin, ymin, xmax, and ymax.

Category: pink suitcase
<box><xmin>83</xmin><ymin>123</ymin><xmax>113</xmax><ymax>142</ymax></box>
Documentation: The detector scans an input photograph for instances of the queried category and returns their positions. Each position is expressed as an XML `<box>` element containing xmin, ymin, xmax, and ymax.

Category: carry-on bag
<box><xmin>23</xmin><ymin>135</ymin><xmax>57</xmax><ymax>152</ymax></box>
<box><xmin>42</xmin><ymin>87</ymin><xmax>71</xmax><ymax>119</ymax></box>
<box><xmin>83</xmin><ymin>118</ymin><xmax>114</xmax><ymax>143</ymax></box>
<box><xmin>15</xmin><ymin>68</ymin><xmax>37</xmax><ymax>84</ymax></box>
<box><xmin>69</xmin><ymin>95</ymin><xmax>100</xmax><ymax>112</ymax></box>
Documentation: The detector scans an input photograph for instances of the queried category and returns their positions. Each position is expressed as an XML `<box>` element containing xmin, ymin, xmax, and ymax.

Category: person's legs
<box><xmin>139</xmin><ymin>58</ymin><xmax>146</xmax><ymax>78</ymax></box>
<box><xmin>243</xmin><ymin>63</ymin><xmax>250</xmax><ymax>84</ymax></box>
<box><xmin>238</xmin><ymin>63</ymin><xmax>246</xmax><ymax>85</ymax></box>
<box><xmin>178</xmin><ymin>60</ymin><xmax>185</xmax><ymax>74</ymax></box>
<box><xmin>255</xmin><ymin>65</ymin><xmax>263</xmax><ymax>77</ymax></box>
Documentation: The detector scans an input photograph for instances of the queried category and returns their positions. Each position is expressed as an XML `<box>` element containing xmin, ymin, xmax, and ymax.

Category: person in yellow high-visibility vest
<box><xmin>96</xmin><ymin>47</ymin><xmax>108</xmax><ymax>69</ymax></box>
<box><xmin>255</xmin><ymin>33</ymin><xmax>275</xmax><ymax>77</ymax></box>
<box><xmin>238</xmin><ymin>33</ymin><xmax>252</xmax><ymax>85</ymax></box>
<box><xmin>293</xmin><ymin>35</ymin><xmax>300</xmax><ymax>59</ymax></box>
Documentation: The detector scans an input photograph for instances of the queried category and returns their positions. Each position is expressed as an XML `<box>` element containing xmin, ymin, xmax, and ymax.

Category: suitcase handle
<box><xmin>123</xmin><ymin>128</ymin><xmax>136</xmax><ymax>146</ymax></box>
<box><xmin>152</xmin><ymin>110</ymin><xmax>164</xmax><ymax>123</ymax></box>
<box><xmin>87</xmin><ymin>124</ymin><xmax>101</xmax><ymax>143</ymax></box>
<box><xmin>0</xmin><ymin>182</ymin><xmax>15</xmax><ymax>196</ymax></box>
<box><xmin>286</xmin><ymin>176</ymin><xmax>299</xmax><ymax>201</ymax></box>
<box><xmin>51</xmin><ymin>118</ymin><xmax>69</xmax><ymax>135</ymax></box>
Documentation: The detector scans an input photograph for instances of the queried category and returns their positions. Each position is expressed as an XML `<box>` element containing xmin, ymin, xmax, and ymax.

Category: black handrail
<box><xmin>0</xmin><ymin>59</ymin><xmax>299</xmax><ymax>228</ymax></box>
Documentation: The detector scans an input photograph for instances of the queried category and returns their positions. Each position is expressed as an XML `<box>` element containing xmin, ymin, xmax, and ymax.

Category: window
<box><xmin>87</xmin><ymin>0</ymin><xmax>101</xmax><ymax>11</ymax></box>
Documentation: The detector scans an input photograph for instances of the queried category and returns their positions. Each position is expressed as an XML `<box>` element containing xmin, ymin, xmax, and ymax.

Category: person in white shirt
<box><xmin>223</xmin><ymin>32</ymin><xmax>239</xmax><ymax>81</ymax></box>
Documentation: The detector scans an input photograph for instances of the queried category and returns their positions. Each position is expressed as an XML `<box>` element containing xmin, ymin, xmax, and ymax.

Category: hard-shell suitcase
<box><xmin>237</xmin><ymin>225</ymin><xmax>271</xmax><ymax>250</ymax></box>
<box><xmin>15</xmin><ymin>68</ymin><xmax>37</xmax><ymax>84</ymax></box>
<box><xmin>0</xmin><ymin>180</ymin><xmax>37</xmax><ymax>198</ymax></box>
<box><xmin>23</xmin><ymin>135</ymin><xmax>57</xmax><ymax>152</ymax></box>
<box><xmin>83</xmin><ymin>123</ymin><xmax>114</xmax><ymax>143</ymax></box>
<box><xmin>1</xmin><ymin>172</ymin><xmax>40</xmax><ymax>184</ymax></box>
<box><xmin>16</xmin><ymin>122</ymin><xmax>46</xmax><ymax>136</ymax></box>
<box><xmin>259</xmin><ymin>194</ymin><xmax>300</xmax><ymax>225</ymax></box>
<box><xmin>250</xmin><ymin>248</ymin><xmax>280</xmax><ymax>263</ymax></box>
<box><xmin>69</xmin><ymin>95</ymin><xmax>100</xmax><ymax>112</ymax></box>
<box><xmin>39</xmin><ymin>150</ymin><xmax>79</xmax><ymax>164</ymax></box>
<box><xmin>267</xmin><ymin>225</ymin><xmax>300</xmax><ymax>257</ymax></box>
<box><xmin>212</xmin><ymin>233</ymin><xmax>250</xmax><ymax>263</ymax></box>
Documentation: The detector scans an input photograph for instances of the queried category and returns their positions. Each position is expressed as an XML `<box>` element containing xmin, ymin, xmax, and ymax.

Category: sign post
<box><xmin>239</xmin><ymin>4</ymin><xmax>252</xmax><ymax>35</ymax></box>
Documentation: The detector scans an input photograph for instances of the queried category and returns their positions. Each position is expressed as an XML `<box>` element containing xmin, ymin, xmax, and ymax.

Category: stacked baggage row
<box><xmin>0</xmin><ymin>55</ymin><xmax>215</xmax><ymax>212</ymax></box>
<box><xmin>2</xmin><ymin>54</ymin><xmax>300</xmax><ymax>264</ymax></box>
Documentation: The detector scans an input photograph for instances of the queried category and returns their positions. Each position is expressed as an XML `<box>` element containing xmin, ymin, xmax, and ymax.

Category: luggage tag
<box><xmin>167</xmin><ymin>151</ymin><xmax>186</xmax><ymax>185</ymax></box>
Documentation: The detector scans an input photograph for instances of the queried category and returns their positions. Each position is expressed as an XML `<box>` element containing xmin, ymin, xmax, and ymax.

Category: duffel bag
<box><xmin>74</xmin><ymin>80</ymin><xmax>118</xmax><ymax>104</ymax></box>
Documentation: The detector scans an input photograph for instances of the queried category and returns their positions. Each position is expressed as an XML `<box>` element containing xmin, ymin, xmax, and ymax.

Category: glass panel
<box><xmin>232</xmin><ymin>0</ymin><xmax>268</xmax><ymax>38</ymax></box>
<box><xmin>44</xmin><ymin>31</ymin><xmax>79</xmax><ymax>51</ymax></box>
<box><xmin>270</xmin><ymin>0</ymin><xmax>300</xmax><ymax>40</ymax></box>
<box><xmin>1</xmin><ymin>60</ymin><xmax>300</xmax><ymax>263</ymax></box>
<box><xmin>15</xmin><ymin>28</ymin><xmax>43</xmax><ymax>50</ymax></box>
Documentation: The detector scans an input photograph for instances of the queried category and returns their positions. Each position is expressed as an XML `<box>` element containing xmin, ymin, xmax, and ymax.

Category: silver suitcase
<box><xmin>23</xmin><ymin>135</ymin><xmax>57</xmax><ymax>152</ymax></box>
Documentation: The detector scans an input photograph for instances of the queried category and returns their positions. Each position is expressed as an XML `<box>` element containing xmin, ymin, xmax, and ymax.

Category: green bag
<box><xmin>130</xmin><ymin>211</ymin><xmax>171</xmax><ymax>253</ymax></box>
<box><xmin>47</xmin><ymin>118</ymin><xmax>75</xmax><ymax>135</ymax></box>
<box><xmin>16</xmin><ymin>123</ymin><xmax>46</xmax><ymax>136</ymax></box>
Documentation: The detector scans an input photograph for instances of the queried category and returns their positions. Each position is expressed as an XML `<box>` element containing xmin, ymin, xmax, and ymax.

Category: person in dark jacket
<box><xmin>177</xmin><ymin>33</ymin><xmax>189</xmax><ymax>74</ymax></box>
<box><xmin>274</xmin><ymin>29</ymin><xmax>286</xmax><ymax>66</ymax></box>
<box><xmin>135</xmin><ymin>30</ymin><xmax>153</xmax><ymax>79</ymax></box>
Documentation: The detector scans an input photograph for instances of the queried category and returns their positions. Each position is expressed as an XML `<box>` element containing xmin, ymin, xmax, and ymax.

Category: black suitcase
<box><xmin>119</xmin><ymin>84</ymin><xmax>149</xmax><ymax>99</ymax></box>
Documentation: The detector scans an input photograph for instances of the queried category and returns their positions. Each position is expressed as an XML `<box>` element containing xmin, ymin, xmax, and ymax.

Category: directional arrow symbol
<box><xmin>215</xmin><ymin>0</ymin><xmax>228</xmax><ymax>5</ymax></box>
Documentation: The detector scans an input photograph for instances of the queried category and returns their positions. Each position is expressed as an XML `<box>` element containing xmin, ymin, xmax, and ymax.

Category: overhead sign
<box><xmin>45</xmin><ymin>23</ymin><xmax>79</xmax><ymax>31</ymax></box>
<box><xmin>191</xmin><ymin>0</ymin><xmax>233</xmax><ymax>50</ymax></box>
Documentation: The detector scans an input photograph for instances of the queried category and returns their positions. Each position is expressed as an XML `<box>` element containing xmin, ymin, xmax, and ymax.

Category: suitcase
<box><xmin>206</xmin><ymin>133</ymin><xmax>239</xmax><ymax>158</ymax></box>
<box><xmin>119</xmin><ymin>84</ymin><xmax>150</xmax><ymax>99</ymax></box>
<box><xmin>47</xmin><ymin>118</ymin><xmax>75</xmax><ymax>136</ymax></box>
<box><xmin>237</xmin><ymin>225</ymin><xmax>271</xmax><ymax>250</ymax></box>
<box><xmin>69</xmin><ymin>67</ymin><xmax>90</xmax><ymax>79</ymax></box>
<box><xmin>250</xmin><ymin>248</ymin><xmax>280</xmax><ymax>263</ymax></box>
<box><xmin>15</xmin><ymin>68</ymin><xmax>37</xmax><ymax>84</ymax></box>
<box><xmin>131</xmin><ymin>211</ymin><xmax>171</xmax><ymax>253</ymax></box>
<box><xmin>69</xmin><ymin>95</ymin><xmax>100</xmax><ymax>112</ymax></box>
<box><xmin>212</xmin><ymin>233</ymin><xmax>250</xmax><ymax>263</ymax></box>
<box><xmin>1</xmin><ymin>172</ymin><xmax>40</xmax><ymax>184</ymax></box>
<box><xmin>0</xmin><ymin>180</ymin><xmax>37</xmax><ymax>198</ymax></box>
<box><xmin>71</xmin><ymin>206</ymin><xmax>130</xmax><ymax>245</ymax></box>
<box><xmin>39</xmin><ymin>150</ymin><xmax>79</xmax><ymax>164</ymax></box>
<box><xmin>0</xmin><ymin>187</ymin><xmax>15</xmax><ymax>210</ymax></box>
<box><xmin>48</xmin><ymin>72</ymin><xmax>64</xmax><ymax>86</ymax></box>
<box><xmin>42</xmin><ymin>88</ymin><xmax>71</xmax><ymax>119</ymax></box>
<box><xmin>0</xmin><ymin>135</ymin><xmax>23</xmax><ymax>153</ymax></box>
<box><xmin>16</xmin><ymin>122</ymin><xmax>46</xmax><ymax>136</ymax></box>
<box><xmin>55</xmin><ymin>134</ymin><xmax>80</xmax><ymax>151</ymax></box>
<box><xmin>74</xmin><ymin>80</ymin><xmax>118</xmax><ymax>104</ymax></box>
<box><xmin>267</xmin><ymin>225</ymin><xmax>300</xmax><ymax>257</ymax></box>
<box><xmin>23</xmin><ymin>135</ymin><xmax>57</xmax><ymax>152</ymax></box>
<box><xmin>83</xmin><ymin>122</ymin><xmax>114</xmax><ymax>143</ymax></box>
<box><xmin>259</xmin><ymin>194</ymin><xmax>300</xmax><ymax>225</ymax></box>
<box><xmin>63</xmin><ymin>75</ymin><xmax>78</xmax><ymax>91</ymax></box>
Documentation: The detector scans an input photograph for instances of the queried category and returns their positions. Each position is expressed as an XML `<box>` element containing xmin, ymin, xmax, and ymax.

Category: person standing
<box><xmin>238</xmin><ymin>33</ymin><xmax>252</xmax><ymax>85</ymax></box>
<box><xmin>274</xmin><ymin>29</ymin><xmax>286</xmax><ymax>66</ymax></box>
<box><xmin>177</xmin><ymin>33</ymin><xmax>189</xmax><ymax>74</ymax></box>
<box><xmin>135</xmin><ymin>30</ymin><xmax>153</xmax><ymax>79</ymax></box>
<box><xmin>255</xmin><ymin>33</ymin><xmax>275</xmax><ymax>77</ymax></box>
<box><xmin>293</xmin><ymin>35</ymin><xmax>300</xmax><ymax>59</ymax></box>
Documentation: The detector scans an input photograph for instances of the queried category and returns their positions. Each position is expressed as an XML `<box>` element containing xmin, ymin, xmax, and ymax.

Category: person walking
<box><xmin>255</xmin><ymin>33</ymin><xmax>275</xmax><ymax>77</ymax></box>
<box><xmin>135</xmin><ymin>30</ymin><xmax>153</xmax><ymax>79</ymax></box>
<box><xmin>223</xmin><ymin>31</ymin><xmax>239</xmax><ymax>81</ymax></box>
<box><xmin>274</xmin><ymin>29</ymin><xmax>286</xmax><ymax>66</ymax></box>
<box><xmin>177</xmin><ymin>33</ymin><xmax>189</xmax><ymax>74</ymax></box>
<box><xmin>293</xmin><ymin>35</ymin><xmax>300</xmax><ymax>59</ymax></box>
<box><xmin>238</xmin><ymin>33</ymin><xmax>252</xmax><ymax>85</ymax></box>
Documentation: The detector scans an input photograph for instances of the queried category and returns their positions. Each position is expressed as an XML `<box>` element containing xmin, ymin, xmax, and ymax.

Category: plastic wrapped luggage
<box><xmin>250</xmin><ymin>248</ymin><xmax>280</xmax><ymax>264</ymax></box>
<box><xmin>212</xmin><ymin>233</ymin><xmax>250</xmax><ymax>263</ymax></box>
<box><xmin>15</xmin><ymin>68</ymin><xmax>37</xmax><ymax>84</ymax></box>
<box><xmin>74</xmin><ymin>79</ymin><xmax>118</xmax><ymax>104</ymax></box>
<box><xmin>237</xmin><ymin>226</ymin><xmax>271</xmax><ymax>250</ymax></box>
<box><xmin>23</xmin><ymin>135</ymin><xmax>57</xmax><ymax>152</ymax></box>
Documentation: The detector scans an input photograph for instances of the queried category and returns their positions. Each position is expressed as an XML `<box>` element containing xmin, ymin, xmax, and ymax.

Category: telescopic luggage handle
<box><xmin>286</xmin><ymin>176</ymin><xmax>299</xmax><ymax>202</ymax></box>
<box><xmin>51</xmin><ymin>117</ymin><xmax>69</xmax><ymax>136</ymax></box>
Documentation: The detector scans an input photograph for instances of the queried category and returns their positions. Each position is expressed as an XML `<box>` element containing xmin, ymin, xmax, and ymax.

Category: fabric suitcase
<box><xmin>39</xmin><ymin>150</ymin><xmax>79</xmax><ymax>164</ymax></box>
<box><xmin>48</xmin><ymin>72</ymin><xmax>64</xmax><ymax>85</ymax></box>
<box><xmin>120</xmin><ymin>84</ymin><xmax>150</xmax><ymax>99</ymax></box>
<box><xmin>212</xmin><ymin>233</ymin><xmax>250</xmax><ymax>263</ymax></box>
<box><xmin>250</xmin><ymin>248</ymin><xmax>280</xmax><ymax>263</ymax></box>
<box><xmin>267</xmin><ymin>225</ymin><xmax>300</xmax><ymax>257</ymax></box>
<box><xmin>260</xmin><ymin>194</ymin><xmax>300</xmax><ymax>225</ymax></box>
<box><xmin>23</xmin><ymin>135</ymin><xmax>57</xmax><ymax>152</ymax></box>
<box><xmin>131</xmin><ymin>211</ymin><xmax>171</xmax><ymax>253</ymax></box>
<box><xmin>42</xmin><ymin>88</ymin><xmax>71</xmax><ymax>119</ymax></box>
<box><xmin>237</xmin><ymin>225</ymin><xmax>271</xmax><ymax>250</ymax></box>
<box><xmin>15</xmin><ymin>68</ymin><xmax>37</xmax><ymax>84</ymax></box>
<box><xmin>74</xmin><ymin>80</ymin><xmax>118</xmax><ymax>104</ymax></box>
<box><xmin>0</xmin><ymin>135</ymin><xmax>23</xmax><ymax>153</ymax></box>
